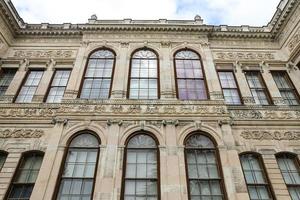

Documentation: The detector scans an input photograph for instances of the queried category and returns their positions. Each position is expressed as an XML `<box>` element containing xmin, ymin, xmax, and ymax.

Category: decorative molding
<box><xmin>0</xmin><ymin>108</ymin><xmax>55</xmax><ymax>117</ymax></box>
<box><xmin>0</xmin><ymin>129</ymin><xmax>44</xmax><ymax>138</ymax></box>
<box><xmin>10</xmin><ymin>50</ymin><xmax>76</xmax><ymax>59</ymax></box>
<box><xmin>214</xmin><ymin>52</ymin><xmax>275</xmax><ymax>61</ymax></box>
<box><xmin>230</xmin><ymin>110</ymin><xmax>300</xmax><ymax>120</ymax></box>
<box><xmin>241</xmin><ymin>130</ymin><xmax>300</xmax><ymax>140</ymax></box>
<box><xmin>242</xmin><ymin>97</ymin><xmax>256</xmax><ymax>104</ymax></box>
<box><xmin>288</xmin><ymin>32</ymin><xmax>300</xmax><ymax>52</ymax></box>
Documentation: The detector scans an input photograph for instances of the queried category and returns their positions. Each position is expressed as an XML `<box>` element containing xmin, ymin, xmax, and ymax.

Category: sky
<box><xmin>11</xmin><ymin>0</ymin><xmax>281</xmax><ymax>26</ymax></box>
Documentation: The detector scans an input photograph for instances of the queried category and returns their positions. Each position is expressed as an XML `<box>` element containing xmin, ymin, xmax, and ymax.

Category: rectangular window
<box><xmin>218</xmin><ymin>71</ymin><xmax>241</xmax><ymax>105</ymax></box>
<box><xmin>272</xmin><ymin>71</ymin><xmax>299</xmax><ymax>105</ymax></box>
<box><xmin>0</xmin><ymin>68</ymin><xmax>16</xmax><ymax>96</ymax></box>
<box><xmin>245</xmin><ymin>71</ymin><xmax>272</xmax><ymax>105</ymax></box>
<box><xmin>46</xmin><ymin>70</ymin><xmax>70</xmax><ymax>103</ymax></box>
<box><xmin>15</xmin><ymin>70</ymin><xmax>43</xmax><ymax>103</ymax></box>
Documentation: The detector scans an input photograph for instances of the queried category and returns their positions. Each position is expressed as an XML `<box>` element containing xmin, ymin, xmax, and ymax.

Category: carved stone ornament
<box><xmin>0</xmin><ymin>108</ymin><xmax>55</xmax><ymax>117</ymax></box>
<box><xmin>214</xmin><ymin>52</ymin><xmax>275</xmax><ymax>61</ymax></box>
<box><xmin>288</xmin><ymin>32</ymin><xmax>300</xmax><ymax>52</ymax></box>
<box><xmin>0</xmin><ymin>129</ymin><xmax>44</xmax><ymax>138</ymax></box>
<box><xmin>241</xmin><ymin>130</ymin><xmax>300</xmax><ymax>140</ymax></box>
<box><xmin>230</xmin><ymin>110</ymin><xmax>300</xmax><ymax>120</ymax></box>
<box><xmin>11</xmin><ymin>50</ymin><xmax>76</xmax><ymax>59</ymax></box>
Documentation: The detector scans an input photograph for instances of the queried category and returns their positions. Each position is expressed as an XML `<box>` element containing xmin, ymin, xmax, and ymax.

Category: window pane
<box><xmin>0</xmin><ymin>69</ymin><xmax>16</xmax><ymax>96</ymax></box>
<box><xmin>218</xmin><ymin>71</ymin><xmax>241</xmax><ymax>105</ymax></box>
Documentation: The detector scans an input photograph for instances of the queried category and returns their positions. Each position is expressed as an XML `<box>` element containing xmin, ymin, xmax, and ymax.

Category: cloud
<box><xmin>11</xmin><ymin>0</ymin><xmax>280</xmax><ymax>26</ymax></box>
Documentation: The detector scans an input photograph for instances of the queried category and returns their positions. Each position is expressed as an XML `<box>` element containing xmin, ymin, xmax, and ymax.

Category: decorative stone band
<box><xmin>0</xmin><ymin>129</ymin><xmax>44</xmax><ymax>138</ymax></box>
<box><xmin>9</xmin><ymin>50</ymin><xmax>76</xmax><ymax>59</ymax></box>
<box><xmin>288</xmin><ymin>32</ymin><xmax>300</xmax><ymax>52</ymax></box>
<box><xmin>241</xmin><ymin>130</ymin><xmax>300</xmax><ymax>140</ymax></box>
<box><xmin>213</xmin><ymin>52</ymin><xmax>275</xmax><ymax>61</ymax></box>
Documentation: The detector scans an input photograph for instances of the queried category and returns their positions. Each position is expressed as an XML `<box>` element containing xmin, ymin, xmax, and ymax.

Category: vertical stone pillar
<box><xmin>261</xmin><ymin>150</ymin><xmax>291</xmax><ymax>200</ymax></box>
<box><xmin>94</xmin><ymin>122</ymin><xmax>120</xmax><ymax>200</ymax></box>
<box><xmin>260</xmin><ymin>63</ymin><xmax>285</xmax><ymax>105</ymax></box>
<box><xmin>233</xmin><ymin>62</ymin><xmax>255</xmax><ymax>105</ymax></box>
<box><xmin>159</xmin><ymin>43</ymin><xmax>176</xmax><ymax>99</ymax></box>
<box><xmin>4</xmin><ymin>59</ymin><xmax>29</xmax><ymax>102</ymax></box>
<box><xmin>201</xmin><ymin>45</ymin><xmax>223</xmax><ymax>100</ymax></box>
<box><xmin>0</xmin><ymin>152</ymin><xmax>22</xmax><ymax>199</ymax></box>
<box><xmin>111</xmin><ymin>43</ymin><xmax>130</xmax><ymax>99</ymax></box>
<box><xmin>161</xmin><ymin>122</ymin><xmax>185</xmax><ymax>200</ymax></box>
<box><xmin>32</xmin><ymin>59</ymin><xmax>55</xmax><ymax>103</ymax></box>
<box><xmin>64</xmin><ymin>43</ymin><xmax>88</xmax><ymax>100</ymax></box>
<box><xmin>39</xmin><ymin>120</ymin><xmax>67</xmax><ymax>200</ymax></box>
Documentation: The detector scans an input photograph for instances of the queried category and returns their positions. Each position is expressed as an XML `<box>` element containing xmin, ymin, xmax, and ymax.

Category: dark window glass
<box><xmin>175</xmin><ymin>50</ymin><xmax>207</xmax><ymax>100</ymax></box>
<box><xmin>129</xmin><ymin>49</ymin><xmax>159</xmax><ymax>99</ymax></box>
<box><xmin>240</xmin><ymin>154</ymin><xmax>274</xmax><ymax>200</ymax></box>
<box><xmin>7</xmin><ymin>153</ymin><xmax>43</xmax><ymax>200</ymax></box>
<box><xmin>245</xmin><ymin>71</ymin><xmax>271</xmax><ymax>105</ymax></box>
<box><xmin>80</xmin><ymin>50</ymin><xmax>115</xmax><ymax>99</ymax></box>
<box><xmin>46</xmin><ymin>70</ymin><xmax>71</xmax><ymax>103</ymax></box>
<box><xmin>123</xmin><ymin>134</ymin><xmax>159</xmax><ymax>200</ymax></box>
<box><xmin>218</xmin><ymin>71</ymin><xmax>241</xmax><ymax>105</ymax></box>
<box><xmin>185</xmin><ymin>134</ymin><xmax>225</xmax><ymax>200</ymax></box>
<box><xmin>0</xmin><ymin>152</ymin><xmax>7</xmax><ymax>170</ymax></box>
<box><xmin>57</xmin><ymin>134</ymin><xmax>99</xmax><ymax>200</ymax></box>
<box><xmin>0</xmin><ymin>69</ymin><xmax>16</xmax><ymax>96</ymax></box>
<box><xmin>277</xmin><ymin>154</ymin><xmax>300</xmax><ymax>200</ymax></box>
<box><xmin>272</xmin><ymin>71</ymin><xmax>299</xmax><ymax>105</ymax></box>
<box><xmin>15</xmin><ymin>71</ymin><xmax>43</xmax><ymax>103</ymax></box>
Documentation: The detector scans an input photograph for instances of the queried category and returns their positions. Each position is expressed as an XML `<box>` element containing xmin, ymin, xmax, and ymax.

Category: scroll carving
<box><xmin>0</xmin><ymin>129</ymin><xmax>44</xmax><ymax>138</ymax></box>
<box><xmin>241</xmin><ymin>130</ymin><xmax>300</xmax><ymax>140</ymax></box>
<box><xmin>214</xmin><ymin>52</ymin><xmax>275</xmax><ymax>61</ymax></box>
<box><xmin>12</xmin><ymin>50</ymin><xmax>75</xmax><ymax>59</ymax></box>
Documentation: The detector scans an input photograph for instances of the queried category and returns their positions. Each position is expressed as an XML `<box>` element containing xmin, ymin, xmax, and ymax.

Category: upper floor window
<box><xmin>218</xmin><ymin>71</ymin><xmax>241</xmax><ymax>105</ymax></box>
<box><xmin>56</xmin><ymin>133</ymin><xmax>100</xmax><ymax>200</ymax></box>
<box><xmin>6</xmin><ymin>152</ymin><xmax>44</xmax><ymax>200</ymax></box>
<box><xmin>0</xmin><ymin>151</ymin><xmax>8</xmax><ymax>170</ymax></box>
<box><xmin>80</xmin><ymin>49</ymin><xmax>115</xmax><ymax>99</ymax></box>
<box><xmin>46</xmin><ymin>70</ymin><xmax>71</xmax><ymax>103</ymax></box>
<box><xmin>185</xmin><ymin>133</ymin><xmax>225</xmax><ymax>200</ymax></box>
<box><xmin>174</xmin><ymin>50</ymin><xmax>207</xmax><ymax>100</ymax></box>
<box><xmin>240</xmin><ymin>153</ymin><xmax>274</xmax><ymax>200</ymax></box>
<box><xmin>15</xmin><ymin>70</ymin><xmax>43</xmax><ymax>103</ymax></box>
<box><xmin>122</xmin><ymin>133</ymin><xmax>159</xmax><ymax>200</ymax></box>
<box><xmin>0</xmin><ymin>68</ymin><xmax>16</xmax><ymax>96</ymax></box>
<box><xmin>245</xmin><ymin>71</ymin><xmax>272</xmax><ymax>105</ymax></box>
<box><xmin>128</xmin><ymin>49</ymin><xmax>159</xmax><ymax>99</ymax></box>
<box><xmin>272</xmin><ymin>71</ymin><xmax>299</xmax><ymax>105</ymax></box>
<box><xmin>276</xmin><ymin>153</ymin><xmax>300</xmax><ymax>200</ymax></box>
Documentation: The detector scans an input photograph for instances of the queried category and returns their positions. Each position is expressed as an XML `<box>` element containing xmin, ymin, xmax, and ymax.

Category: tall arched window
<box><xmin>6</xmin><ymin>152</ymin><xmax>44</xmax><ymax>200</ymax></box>
<box><xmin>128</xmin><ymin>48</ymin><xmax>159</xmax><ymax>99</ymax></box>
<box><xmin>56</xmin><ymin>133</ymin><xmax>100</xmax><ymax>200</ymax></box>
<box><xmin>185</xmin><ymin>133</ymin><xmax>225</xmax><ymax>200</ymax></box>
<box><xmin>276</xmin><ymin>153</ymin><xmax>300</xmax><ymax>200</ymax></box>
<box><xmin>122</xmin><ymin>133</ymin><xmax>160</xmax><ymax>199</ymax></box>
<box><xmin>240</xmin><ymin>153</ymin><xmax>274</xmax><ymax>200</ymax></box>
<box><xmin>174</xmin><ymin>50</ymin><xmax>208</xmax><ymax>100</ymax></box>
<box><xmin>80</xmin><ymin>49</ymin><xmax>115</xmax><ymax>99</ymax></box>
<box><xmin>0</xmin><ymin>151</ymin><xmax>8</xmax><ymax>170</ymax></box>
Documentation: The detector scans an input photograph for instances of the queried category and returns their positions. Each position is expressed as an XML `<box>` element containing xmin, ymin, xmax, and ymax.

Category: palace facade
<box><xmin>0</xmin><ymin>0</ymin><xmax>300</xmax><ymax>199</ymax></box>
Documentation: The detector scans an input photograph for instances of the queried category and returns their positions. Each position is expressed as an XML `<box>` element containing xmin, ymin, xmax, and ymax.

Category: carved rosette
<box><xmin>241</xmin><ymin>130</ymin><xmax>300</xmax><ymax>140</ymax></box>
<box><xmin>0</xmin><ymin>129</ymin><xmax>44</xmax><ymax>138</ymax></box>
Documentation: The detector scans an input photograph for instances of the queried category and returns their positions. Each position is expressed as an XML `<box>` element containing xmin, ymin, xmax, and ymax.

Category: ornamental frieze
<box><xmin>241</xmin><ymin>130</ymin><xmax>300</xmax><ymax>140</ymax></box>
<box><xmin>10</xmin><ymin>50</ymin><xmax>76</xmax><ymax>59</ymax></box>
<box><xmin>0</xmin><ymin>129</ymin><xmax>44</xmax><ymax>138</ymax></box>
<box><xmin>288</xmin><ymin>32</ymin><xmax>300</xmax><ymax>52</ymax></box>
<box><xmin>213</xmin><ymin>52</ymin><xmax>275</xmax><ymax>61</ymax></box>
<box><xmin>0</xmin><ymin>108</ymin><xmax>55</xmax><ymax>117</ymax></box>
<box><xmin>230</xmin><ymin>110</ymin><xmax>300</xmax><ymax>120</ymax></box>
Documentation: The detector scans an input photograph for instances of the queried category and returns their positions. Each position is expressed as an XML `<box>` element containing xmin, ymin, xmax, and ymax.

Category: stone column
<box><xmin>0</xmin><ymin>152</ymin><xmax>22</xmax><ymax>199</ymax></box>
<box><xmin>39</xmin><ymin>120</ymin><xmax>67</xmax><ymax>200</ymax></box>
<box><xmin>110</xmin><ymin>43</ymin><xmax>130</xmax><ymax>99</ymax></box>
<box><xmin>261</xmin><ymin>150</ymin><xmax>291</xmax><ymax>200</ymax></box>
<box><xmin>63</xmin><ymin>43</ymin><xmax>88</xmax><ymax>100</ymax></box>
<box><xmin>32</xmin><ymin>59</ymin><xmax>55</xmax><ymax>103</ymax></box>
<box><xmin>260</xmin><ymin>63</ymin><xmax>286</xmax><ymax>106</ymax></box>
<box><xmin>3</xmin><ymin>59</ymin><xmax>29</xmax><ymax>103</ymax></box>
<box><xmin>159</xmin><ymin>43</ymin><xmax>176</xmax><ymax>99</ymax></box>
<box><xmin>201</xmin><ymin>45</ymin><xmax>223</xmax><ymax>100</ymax></box>
<box><xmin>234</xmin><ymin>62</ymin><xmax>255</xmax><ymax>105</ymax></box>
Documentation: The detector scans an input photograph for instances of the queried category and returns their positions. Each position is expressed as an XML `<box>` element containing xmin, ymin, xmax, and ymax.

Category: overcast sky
<box><xmin>11</xmin><ymin>0</ymin><xmax>280</xmax><ymax>26</ymax></box>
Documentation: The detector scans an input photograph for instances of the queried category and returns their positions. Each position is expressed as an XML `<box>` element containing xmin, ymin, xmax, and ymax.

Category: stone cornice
<box><xmin>0</xmin><ymin>0</ymin><xmax>297</xmax><ymax>39</ymax></box>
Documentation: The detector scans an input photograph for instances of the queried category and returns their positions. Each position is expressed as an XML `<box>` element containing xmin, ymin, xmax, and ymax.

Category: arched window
<box><xmin>56</xmin><ymin>133</ymin><xmax>100</xmax><ymax>200</ymax></box>
<box><xmin>240</xmin><ymin>153</ymin><xmax>274</xmax><ymax>200</ymax></box>
<box><xmin>80</xmin><ymin>49</ymin><xmax>115</xmax><ymax>99</ymax></box>
<box><xmin>174</xmin><ymin>50</ymin><xmax>208</xmax><ymax>100</ymax></box>
<box><xmin>128</xmin><ymin>49</ymin><xmax>159</xmax><ymax>99</ymax></box>
<box><xmin>185</xmin><ymin>134</ymin><xmax>225</xmax><ymax>200</ymax></box>
<box><xmin>276</xmin><ymin>153</ymin><xmax>300</xmax><ymax>200</ymax></box>
<box><xmin>0</xmin><ymin>151</ymin><xmax>8</xmax><ymax>170</ymax></box>
<box><xmin>6</xmin><ymin>152</ymin><xmax>44</xmax><ymax>200</ymax></box>
<box><xmin>122</xmin><ymin>133</ymin><xmax>160</xmax><ymax>199</ymax></box>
